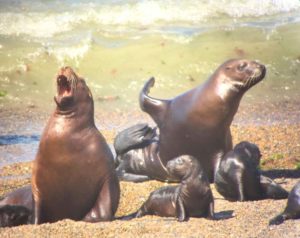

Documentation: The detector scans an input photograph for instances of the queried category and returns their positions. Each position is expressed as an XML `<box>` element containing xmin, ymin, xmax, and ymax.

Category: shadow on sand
<box><xmin>261</xmin><ymin>169</ymin><xmax>300</xmax><ymax>179</ymax></box>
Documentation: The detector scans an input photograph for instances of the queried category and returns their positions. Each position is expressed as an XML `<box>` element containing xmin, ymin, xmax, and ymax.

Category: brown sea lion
<box><xmin>214</xmin><ymin>141</ymin><xmax>288</xmax><ymax>201</ymax></box>
<box><xmin>269</xmin><ymin>180</ymin><xmax>300</xmax><ymax>225</ymax></box>
<box><xmin>124</xmin><ymin>155</ymin><xmax>214</xmax><ymax>221</ymax></box>
<box><xmin>31</xmin><ymin>67</ymin><xmax>120</xmax><ymax>224</ymax></box>
<box><xmin>140</xmin><ymin>59</ymin><xmax>266</xmax><ymax>181</ymax></box>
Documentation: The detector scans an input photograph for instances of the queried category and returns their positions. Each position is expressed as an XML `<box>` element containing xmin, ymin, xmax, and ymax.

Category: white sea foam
<box><xmin>0</xmin><ymin>0</ymin><xmax>299</xmax><ymax>38</ymax></box>
<box><xmin>47</xmin><ymin>42</ymin><xmax>91</xmax><ymax>66</ymax></box>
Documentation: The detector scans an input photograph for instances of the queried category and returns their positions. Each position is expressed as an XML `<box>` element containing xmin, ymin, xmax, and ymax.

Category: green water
<box><xmin>0</xmin><ymin>23</ymin><xmax>300</xmax><ymax>113</ymax></box>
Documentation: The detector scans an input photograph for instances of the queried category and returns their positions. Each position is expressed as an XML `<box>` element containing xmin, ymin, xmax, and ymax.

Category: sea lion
<box><xmin>140</xmin><ymin>59</ymin><xmax>266</xmax><ymax>181</ymax></box>
<box><xmin>126</xmin><ymin>155</ymin><xmax>214</xmax><ymax>221</ymax></box>
<box><xmin>0</xmin><ymin>185</ymin><xmax>33</xmax><ymax>211</ymax></box>
<box><xmin>31</xmin><ymin>67</ymin><xmax>120</xmax><ymax>224</ymax></box>
<box><xmin>0</xmin><ymin>205</ymin><xmax>32</xmax><ymax>227</ymax></box>
<box><xmin>269</xmin><ymin>180</ymin><xmax>300</xmax><ymax>225</ymax></box>
<box><xmin>114</xmin><ymin>123</ymin><xmax>173</xmax><ymax>182</ymax></box>
<box><xmin>214</xmin><ymin>141</ymin><xmax>288</xmax><ymax>201</ymax></box>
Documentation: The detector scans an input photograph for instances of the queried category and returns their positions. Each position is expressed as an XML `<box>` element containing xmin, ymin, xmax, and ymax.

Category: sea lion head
<box><xmin>54</xmin><ymin>67</ymin><xmax>93</xmax><ymax>113</ymax></box>
<box><xmin>234</xmin><ymin>141</ymin><xmax>262</xmax><ymax>167</ymax></box>
<box><xmin>166</xmin><ymin>155</ymin><xmax>200</xmax><ymax>180</ymax></box>
<box><xmin>217</xmin><ymin>59</ymin><xmax>266</xmax><ymax>94</ymax></box>
<box><xmin>0</xmin><ymin>205</ymin><xmax>32</xmax><ymax>227</ymax></box>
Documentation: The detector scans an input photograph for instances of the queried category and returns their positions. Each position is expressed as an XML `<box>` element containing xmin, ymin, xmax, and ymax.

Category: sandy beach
<box><xmin>1</xmin><ymin>1</ymin><xmax>300</xmax><ymax>237</ymax></box>
<box><xmin>0</xmin><ymin>102</ymin><xmax>300</xmax><ymax>238</ymax></box>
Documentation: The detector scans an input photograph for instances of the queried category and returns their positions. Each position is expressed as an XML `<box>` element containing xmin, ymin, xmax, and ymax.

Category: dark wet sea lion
<box><xmin>214</xmin><ymin>141</ymin><xmax>288</xmax><ymax>201</ymax></box>
<box><xmin>0</xmin><ymin>205</ymin><xmax>32</xmax><ymax>227</ymax></box>
<box><xmin>31</xmin><ymin>67</ymin><xmax>120</xmax><ymax>224</ymax></box>
<box><xmin>127</xmin><ymin>156</ymin><xmax>214</xmax><ymax>221</ymax></box>
<box><xmin>269</xmin><ymin>180</ymin><xmax>300</xmax><ymax>225</ymax></box>
<box><xmin>140</xmin><ymin>59</ymin><xmax>266</xmax><ymax>181</ymax></box>
<box><xmin>114</xmin><ymin>124</ymin><xmax>173</xmax><ymax>182</ymax></box>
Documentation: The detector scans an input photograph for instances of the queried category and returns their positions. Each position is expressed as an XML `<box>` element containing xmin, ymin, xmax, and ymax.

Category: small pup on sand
<box><xmin>214</xmin><ymin>141</ymin><xmax>288</xmax><ymax>201</ymax></box>
<box><xmin>128</xmin><ymin>155</ymin><xmax>214</xmax><ymax>221</ymax></box>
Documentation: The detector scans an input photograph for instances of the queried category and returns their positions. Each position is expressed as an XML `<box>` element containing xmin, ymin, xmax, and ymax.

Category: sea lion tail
<box><xmin>139</xmin><ymin>77</ymin><xmax>169</xmax><ymax>126</ymax></box>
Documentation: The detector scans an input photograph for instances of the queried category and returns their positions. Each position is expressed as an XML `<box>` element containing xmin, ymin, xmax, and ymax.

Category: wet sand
<box><xmin>0</xmin><ymin>100</ymin><xmax>300</xmax><ymax>237</ymax></box>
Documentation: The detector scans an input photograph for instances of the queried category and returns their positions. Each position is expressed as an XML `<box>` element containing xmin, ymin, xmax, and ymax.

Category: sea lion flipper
<box><xmin>139</xmin><ymin>77</ymin><xmax>169</xmax><ymax>126</ymax></box>
<box><xmin>207</xmin><ymin>199</ymin><xmax>215</xmax><ymax>220</ymax></box>
<box><xmin>176</xmin><ymin>194</ymin><xmax>186</xmax><ymax>222</ymax></box>
<box><xmin>114</xmin><ymin>123</ymin><xmax>156</xmax><ymax>154</ymax></box>
<box><xmin>269</xmin><ymin>213</ymin><xmax>287</xmax><ymax>226</ymax></box>
<box><xmin>260</xmin><ymin>175</ymin><xmax>289</xmax><ymax>199</ymax></box>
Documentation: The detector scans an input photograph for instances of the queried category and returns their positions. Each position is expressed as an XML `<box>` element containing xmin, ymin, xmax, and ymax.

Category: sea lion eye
<box><xmin>176</xmin><ymin>158</ymin><xmax>183</xmax><ymax>165</ymax></box>
<box><xmin>237</xmin><ymin>62</ymin><xmax>247</xmax><ymax>71</ymax></box>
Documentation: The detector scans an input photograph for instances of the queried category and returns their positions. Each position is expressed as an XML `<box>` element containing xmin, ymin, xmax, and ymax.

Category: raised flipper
<box><xmin>139</xmin><ymin>77</ymin><xmax>170</xmax><ymax>126</ymax></box>
<box><xmin>114</xmin><ymin>123</ymin><xmax>157</xmax><ymax>155</ymax></box>
<box><xmin>260</xmin><ymin>175</ymin><xmax>289</xmax><ymax>199</ymax></box>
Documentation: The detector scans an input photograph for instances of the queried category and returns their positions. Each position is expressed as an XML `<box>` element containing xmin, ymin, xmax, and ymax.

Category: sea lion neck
<box><xmin>53</xmin><ymin>103</ymin><xmax>95</xmax><ymax>129</ymax></box>
<box><xmin>180</xmin><ymin>165</ymin><xmax>208</xmax><ymax>199</ymax></box>
<box><xmin>211</xmin><ymin>72</ymin><xmax>244</xmax><ymax>103</ymax></box>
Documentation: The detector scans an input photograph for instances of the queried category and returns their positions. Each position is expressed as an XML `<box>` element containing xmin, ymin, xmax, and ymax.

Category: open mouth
<box><xmin>57</xmin><ymin>75</ymin><xmax>72</xmax><ymax>98</ymax></box>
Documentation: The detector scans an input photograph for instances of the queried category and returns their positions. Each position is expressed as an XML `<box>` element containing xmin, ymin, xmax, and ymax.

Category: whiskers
<box><xmin>245</xmin><ymin>69</ymin><xmax>262</xmax><ymax>89</ymax></box>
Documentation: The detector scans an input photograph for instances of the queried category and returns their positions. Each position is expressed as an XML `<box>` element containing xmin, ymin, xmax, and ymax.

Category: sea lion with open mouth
<box><xmin>31</xmin><ymin>67</ymin><xmax>120</xmax><ymax>224</ymax></box>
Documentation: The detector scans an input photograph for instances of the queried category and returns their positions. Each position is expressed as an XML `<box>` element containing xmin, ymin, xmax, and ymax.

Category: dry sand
<box><xmin>0</xmin><ymin>102</ymin><xmax>300</xmax><ymax>238</ymax></box>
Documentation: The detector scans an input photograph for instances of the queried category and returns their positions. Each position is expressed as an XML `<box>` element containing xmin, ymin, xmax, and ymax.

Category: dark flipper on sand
<box><xmin>269</xmin><ymin>213</ymin><xmax>288</xmax><ymax>226</ymax></box>
<box><xmin>260</xmin><ymin>175</ymin><xmax>289</xmax><ymax>199</ymax></box>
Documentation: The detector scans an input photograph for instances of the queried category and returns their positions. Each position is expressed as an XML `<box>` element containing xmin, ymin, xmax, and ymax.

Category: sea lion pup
<box><xmin>140</xmin><ymin>59</ymin><xmax>266</xmax><ymax>181</ymax></box>
<box><xmin>114</xmin><ymin>123</ymin><xmax>174</xmax><ymax>182</ymax></box>
<box><xmin>214</xmin><ymin>141</ymin><xmax>288</xmax><ymax>201</ymax></box>
<box><xmin>0</xmin><ymin>205</ymin><xmax>32</xmax><ymax>227</ymax></box>
<box><xmin>125</xmin><ymin>156</ymin><xmax>214</xmax><ymax>221</ymax></box>
<box><xmin>269</xmin><ymin>181</ymin><xmax>300</xmax><ymax>225</ymax></box>
<box><xmin>31</xmin><ymin>67</ymin><xmax>120</xmax><ymax>224</ymax></box>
